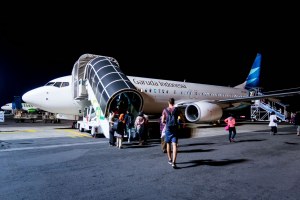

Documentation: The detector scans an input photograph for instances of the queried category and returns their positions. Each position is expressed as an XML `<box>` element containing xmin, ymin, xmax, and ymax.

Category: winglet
<box><xmin>234</xmin><ymin>53</ymin><xmax>261</xmax><ymax>89</ymax></box>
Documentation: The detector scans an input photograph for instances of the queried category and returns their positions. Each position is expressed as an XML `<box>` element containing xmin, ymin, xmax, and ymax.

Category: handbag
<box><xmin>225</xmin><ymin>125</ymin><xmax>229</xmax><ymax>131</ymax></box>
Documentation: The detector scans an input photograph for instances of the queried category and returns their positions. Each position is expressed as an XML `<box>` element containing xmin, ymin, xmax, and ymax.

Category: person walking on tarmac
<box><xmin>142</xmin><ymin>112</ymin><xmax>149</xmax><ymax>144</ymax></box>
<box><xmin>124</xmin><ymin>110</ymin><xmax>135</xmax><ymax>143</ymax></box>
<box><xmin>114</xmin><ymin>113</ymin><xmax>126</xmax><ymax>149</ymax></box>
<box><xmin>161</xmin><ymin>97</ymin><xmax>185</xmax><ymax>169</ymax></box>
<box><xmin>269</xmin><ymin>111</ymin><xmax>278</xmax><ymax>135</ymax></box>
<box><xmin>108</xmin><ymin>110</ymin><xmax>116</xmax><ymax>146</ymax></box>
<box><xmin>293</xmin><ymin>111</ymin><xmax>300</xmax><ymax>136</ymax></box>
<box><xmin>224</xmin><ymin>113</ymin><xmax>237</xmax><ymax>142</ymax></box>
<box><xmin>134</xmin><ymin>111</ymin><xmax>146</xmax><ymax>145</ymax></box>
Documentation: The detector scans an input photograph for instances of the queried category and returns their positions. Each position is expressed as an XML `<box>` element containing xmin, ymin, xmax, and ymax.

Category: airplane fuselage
<box><xmin>128</xmin><ymin>76</ymin><xmax>249</xmax><ymax>114</ymax></box>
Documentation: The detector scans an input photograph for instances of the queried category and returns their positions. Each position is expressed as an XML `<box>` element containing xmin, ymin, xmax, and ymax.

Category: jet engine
<box><xmin>184</xmin><ymin>101</ymin><xmax>223</xmax><ymax>123</ymax></box>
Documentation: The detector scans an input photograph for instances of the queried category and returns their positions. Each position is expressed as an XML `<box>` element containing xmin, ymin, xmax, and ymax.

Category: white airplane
<box><xmin>1</xmin><ymin>102</ymin><xmax>39</xmax><ymax>113</ymax></box>
<box><xmin>22</xmin><ymin>53</ymin><xmax>300</xmax><ymax>136</ymax></box>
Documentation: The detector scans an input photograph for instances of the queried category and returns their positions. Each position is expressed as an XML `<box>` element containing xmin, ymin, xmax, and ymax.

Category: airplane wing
<box><xmin>174</xmin><ymin>91</ymin><xmax>300</xmax><ymax>106</ymax></box>
<box><xmin>215</xmin><ymin>90</ymin><xmax>300</xmax><ymax>104</ymax></box>
<box><xmin>176</xmin><ymin>90</ymin><xmax>300</xmax><ymax>123</ymax></box>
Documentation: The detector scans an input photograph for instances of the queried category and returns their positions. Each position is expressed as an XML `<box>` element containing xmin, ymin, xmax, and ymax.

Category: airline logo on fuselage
<box><xmin>132</xmin><ymin>79</ymin><xmax>187</xmax><ymax>88</ymax></box>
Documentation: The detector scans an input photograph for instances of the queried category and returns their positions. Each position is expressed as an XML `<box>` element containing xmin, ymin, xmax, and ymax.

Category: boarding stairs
<box><xmin>250</xmin><ymin>90</ymin><xmax>287</xmax><ymax>122</ymax></box>
<box><xmin>72</xmin><ymin>54</ymin><xmax>143</xmax><ymax>138</ymax></box>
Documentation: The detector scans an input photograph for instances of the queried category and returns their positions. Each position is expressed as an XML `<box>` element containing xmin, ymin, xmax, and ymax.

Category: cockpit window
<box><xmin>45</xmin><ymin>82</ymin><xmax>55</xmax><ymax>86</ymax></box>
<box><xmin>61</xmin><ymin>82</ymin><xmax>69</xmax><ymax>87</ymax></box>
<box><xmin>44</xmin><ymin>81</ymin><xmax>69</xmax><ymax>88</ymax></box>
<box><xmin>53</xmin><ymin>82</ymin><xmax>62</xmax><ymax>87</ymax></box>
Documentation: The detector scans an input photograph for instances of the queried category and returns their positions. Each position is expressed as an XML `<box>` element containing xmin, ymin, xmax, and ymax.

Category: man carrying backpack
<box><xmin>124</xmin><ymin>110</ymin><xmax>135</xmax><ymax>143</ymax></box>
<box><xmin>161</xmin><ymin>97</ymin><xmax>185</xmax><ymax>169</ymax></box>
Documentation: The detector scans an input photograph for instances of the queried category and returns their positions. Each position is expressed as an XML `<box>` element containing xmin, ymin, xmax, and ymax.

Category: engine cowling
<box><xmin>184</xmin><ymin>101</ymin><xmax>223</xmax><ymax>123</ymax></box>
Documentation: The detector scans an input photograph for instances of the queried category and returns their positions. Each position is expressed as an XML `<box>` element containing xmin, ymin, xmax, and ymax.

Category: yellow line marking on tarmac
<box><xmin>57</xmin><ymin>129</ymin><xmax>92</xmax><ymax>138</ymax></box>
<box><xmin>0</xmin><ymin>129</ymin><xmax>37</xmax><ymax>134</ymax></box>
<box><xmin>0</xmin><ymin>132</ymin><xmax>17</xmax><ymax>134</ymax></box>
<box><xmin>24</xmin><ymin>129</ymin><xmax>37</xmax><ymax>133</ymax></box>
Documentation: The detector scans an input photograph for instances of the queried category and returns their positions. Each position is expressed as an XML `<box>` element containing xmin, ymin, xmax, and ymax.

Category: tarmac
<box><xmin>1</xmin><ymin>117</ymin><xmax>300</xmax><ymax>200</ymax></box>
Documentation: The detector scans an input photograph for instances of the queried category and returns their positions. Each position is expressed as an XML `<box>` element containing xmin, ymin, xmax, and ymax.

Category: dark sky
<box><xmin>1</xmin><ymin>5</ymin><xmax>300</xmax><ymax>111</ymax></box>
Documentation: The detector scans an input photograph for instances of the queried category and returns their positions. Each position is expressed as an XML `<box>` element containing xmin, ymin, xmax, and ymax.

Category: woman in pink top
<box><xmin>224</xmin><ymin>114</ymin><xmax>237</xmax><ymax>143</ymax></box>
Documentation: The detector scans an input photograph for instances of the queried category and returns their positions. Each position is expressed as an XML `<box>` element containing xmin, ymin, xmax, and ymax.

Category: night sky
<box><xmin>1</xmin><ymin>5</ymin><xmax>300</xmax><ymax>111</ymax></box>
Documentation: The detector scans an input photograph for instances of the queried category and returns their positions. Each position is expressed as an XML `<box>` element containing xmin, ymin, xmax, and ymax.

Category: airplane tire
<box><xmin>91</xmin><ymin>127</ymin><xmax>98</xmax><ymax>136</ymax></box>
<box><xmin>80</xmin><ymin>126</ymin><xmax>84</xmax><ymax>132</ymax></box>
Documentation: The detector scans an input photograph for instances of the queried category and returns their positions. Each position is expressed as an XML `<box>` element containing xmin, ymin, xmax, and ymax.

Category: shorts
<box><xmin>165</xmin><ymin>130</ymin><xmax>178</xmax><ymax>143</ymax></box>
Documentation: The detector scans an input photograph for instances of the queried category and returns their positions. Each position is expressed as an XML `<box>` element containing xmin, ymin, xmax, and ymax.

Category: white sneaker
<box><xmin>172</xmin><ymin>163</ymin><xmax>177</xmax><ymax>169</ymax></box>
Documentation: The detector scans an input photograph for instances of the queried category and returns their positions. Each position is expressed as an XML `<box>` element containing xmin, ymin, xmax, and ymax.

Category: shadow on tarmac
<box><xmin>178</xmin><ymin>148</ymin><xmax>215</xmax><ymax>153</ymax></box>
<box><xmin>234</xmin><ymin>139</ymin><xmax>266</xmax><ymax>143</ymax></box>
<box><xmin>177</xmin><ymin>158</ymin><xmax>249</xmax><ymax>169</ymax></box>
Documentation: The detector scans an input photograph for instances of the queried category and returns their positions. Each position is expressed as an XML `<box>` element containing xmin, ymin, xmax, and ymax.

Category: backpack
<box><xmin>165</xmin><ymin>107</ymin><xmax>179</xmax><ymax>131</ymax></box>
<box><xmin>113</xmin><ymin>119</ymin><xmax>123</xmax><ymax>131</ymax></box>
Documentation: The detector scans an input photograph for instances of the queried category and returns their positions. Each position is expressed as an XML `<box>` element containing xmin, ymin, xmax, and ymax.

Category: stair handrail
<box><xmin>259</xmin><ymin>102</ymin><xmax>285</xmax><ymax>121</ymax></box>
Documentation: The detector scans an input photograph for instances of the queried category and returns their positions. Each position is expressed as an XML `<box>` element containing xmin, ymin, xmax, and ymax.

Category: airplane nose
<box><xmin>22</xmin><ymin>91</ymin><xmax>33</xmax><ymax>103</ymax></box>
<box><xmin>22</xmin><ymin>89</ymin><xmax>42</xmax><ymax>106</ymax></box>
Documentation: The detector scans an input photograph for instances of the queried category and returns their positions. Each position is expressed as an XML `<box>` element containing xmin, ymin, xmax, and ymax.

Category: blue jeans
<box><xmin>228</xmin><ymin>127</ymin><xmax>236</xmax><ymax>141</ymax></box>
<box><xmin>126</xmin><ymin>125</ymin><xmax>135</xmax><ymax>141</ymax></box>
